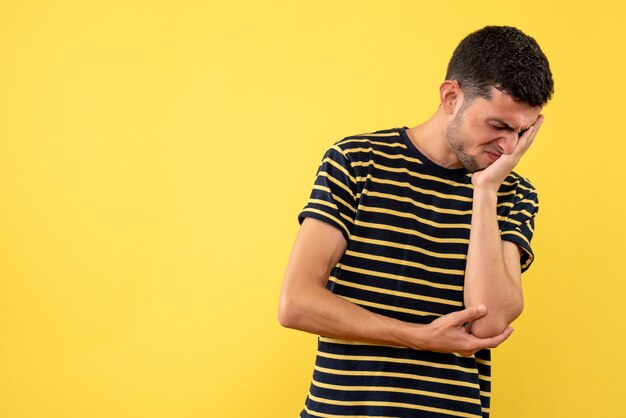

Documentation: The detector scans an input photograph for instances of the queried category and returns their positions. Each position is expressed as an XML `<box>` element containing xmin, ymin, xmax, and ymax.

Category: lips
<box><xmin>486</xmin><ymin>151</ymin><xmax>501</xmax><ymax>162</ymax></box>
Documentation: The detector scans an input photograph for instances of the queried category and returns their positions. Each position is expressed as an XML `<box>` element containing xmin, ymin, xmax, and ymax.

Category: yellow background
<box><xmin>1</xmin><ymin>1</ymin><xmax>624</xmax><ymax>417</ymax></box>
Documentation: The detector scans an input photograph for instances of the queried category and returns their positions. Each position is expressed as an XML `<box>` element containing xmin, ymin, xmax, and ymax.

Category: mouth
<box><xmin>486</xmin><ymin>151</ymin><xmax>501</xmax><ymax>162</ymax></box>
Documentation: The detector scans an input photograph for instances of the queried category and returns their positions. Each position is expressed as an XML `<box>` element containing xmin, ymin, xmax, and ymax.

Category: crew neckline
<box><xmin>398</xmin><ymin>126</ymin><xmax>470</xmax><ymax>180</ymax></box>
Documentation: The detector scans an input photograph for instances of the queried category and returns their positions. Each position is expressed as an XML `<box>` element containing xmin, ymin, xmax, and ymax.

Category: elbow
<box><xmin>278</xmin><ymin>274</ymin><xmax>326</xmax><ymax>330</ymax></box>
<box><xmin>470</xmin><ymin>299</ymin><xmax>524</xmax><ymax>339</ymax></box>
<box><xmin>470</xmin><ymin>317</ymin><xmax>511</xmax><ymax>339</ymax></box>
<box><xmin>277</xmin><ymin>291</ymin><xmax>302</xmax><ymax>329</ymax></box>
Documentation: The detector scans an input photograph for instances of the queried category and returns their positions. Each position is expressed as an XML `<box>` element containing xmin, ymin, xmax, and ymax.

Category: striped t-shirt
<box><xmin>297</xmin><ymin>127</ymin><xmax>538</xmax><ymax>418</ymax></box>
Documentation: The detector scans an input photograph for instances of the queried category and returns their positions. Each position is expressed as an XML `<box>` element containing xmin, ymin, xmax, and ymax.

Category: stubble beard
<box><xmin>445</xmin><ymin>112</ymin><xmax>484</xmax><ymax>173</ymax></box>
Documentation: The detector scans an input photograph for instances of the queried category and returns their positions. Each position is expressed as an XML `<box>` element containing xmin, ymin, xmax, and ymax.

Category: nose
<box><xmin>495</xmin><ymin>132</ymin><xmax>519</xmax><ymax>155</ymax></box>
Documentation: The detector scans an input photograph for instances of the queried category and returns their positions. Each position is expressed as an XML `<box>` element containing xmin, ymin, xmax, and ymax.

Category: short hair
<box><xmin>445</xmin><ymin>26</ymin><xmax>554</xmax><ymax>107</ymax></box>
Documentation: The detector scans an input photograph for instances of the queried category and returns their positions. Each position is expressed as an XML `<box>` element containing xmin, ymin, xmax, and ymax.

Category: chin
<box><xmin>459</xmin><ymin>158</ymin><xmax>483</xmax><ymax>173</ymax></box>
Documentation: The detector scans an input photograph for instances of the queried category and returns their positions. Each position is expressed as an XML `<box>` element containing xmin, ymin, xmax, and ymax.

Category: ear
<box><xmin>439</xmin><ymin>80</ymin><xmax>462</xmax><ymax>115</ymax></box>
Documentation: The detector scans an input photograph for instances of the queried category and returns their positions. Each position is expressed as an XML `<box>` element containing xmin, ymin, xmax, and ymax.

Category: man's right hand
<box><xmin>411</xmin><ymin>305</ymin><xmax>514</xmax><ymax>356</ymax></box>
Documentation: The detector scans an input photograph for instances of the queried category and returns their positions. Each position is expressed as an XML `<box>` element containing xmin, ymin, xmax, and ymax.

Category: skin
<box><xmin>278</xmin><ymin>79</ymin><xmax>543</xmax><ymax>353</ymax></box>
<box><xmin>279</xmin><ymin>218</ymin><xmax>511</xmax><ymax>356</ymax></box>
<box><xmin>424</xmin><ymin>81</ymin><xmax>543</xmax><ymax>338</ymax></box>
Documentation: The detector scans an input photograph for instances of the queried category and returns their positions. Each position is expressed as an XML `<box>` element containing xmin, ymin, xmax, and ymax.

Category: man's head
<box><xmin>446</xmin><ymin>26</ymin><xmax>554</xmax><ymax>108</ymax></box>
<box><xmin>438</xmin><ymin>26</ymin><xmax>553</xmax><ymax>172</ymax></box>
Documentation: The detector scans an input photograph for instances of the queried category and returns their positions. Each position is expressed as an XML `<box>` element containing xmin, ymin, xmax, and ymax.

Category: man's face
<box><xmin>445</xmin><ymin>87</ymin><xmax>543</xmax><ymax>172</ymax></box>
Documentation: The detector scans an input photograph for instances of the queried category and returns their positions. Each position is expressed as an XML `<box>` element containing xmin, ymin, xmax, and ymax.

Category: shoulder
<box><xmin>505</xmin><ymin>171</ymin><xmax>537</xmax><ymax>194</ymax></box>
<box><xmin>503</xmin><ymin>171</ymin><xmax>539</xmax><ymax>208</ymax></box>
<box><xmin>332</xmin><ymin>127</ymin><xmax>406</xmax><ymax>153</ymax></box>
<box><xmin>327</xmin><ymin>128</ymin><xmax>412</xmax><ymax>171</ymax></box>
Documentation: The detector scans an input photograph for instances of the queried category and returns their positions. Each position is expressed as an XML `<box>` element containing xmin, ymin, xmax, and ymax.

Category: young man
<box><xmin>278</xmin><ymin>26</ymin><xmax>554</xmax><ymax>417</ymax></box>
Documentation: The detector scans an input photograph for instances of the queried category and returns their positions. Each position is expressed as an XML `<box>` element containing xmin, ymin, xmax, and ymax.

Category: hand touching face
<box><xmin>471</xmin><ymin>114</ymin><xmax>544</xmax><ymax>191</ymax></box>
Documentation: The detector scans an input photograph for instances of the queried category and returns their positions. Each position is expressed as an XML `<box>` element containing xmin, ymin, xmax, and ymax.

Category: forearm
<box><xmin>278</xmin><ymin>279</ymin><xmax>427</xmax><ymax>349</ymax></box>
<box><xmin>279</xmin><ymin>280</ymin><xmax>514</xmax><ymax>356</ymax></box>
<box><xmin>464</xmin><ymin>187</ymin><xmax>523</xmax><ymax>338</ymax></box>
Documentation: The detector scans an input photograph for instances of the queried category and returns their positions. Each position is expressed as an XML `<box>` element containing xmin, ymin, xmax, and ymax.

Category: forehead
<box><xmin>465</xmin><ymin>88</ymin><xmax>542</xmax><ymax>130</ymax></box>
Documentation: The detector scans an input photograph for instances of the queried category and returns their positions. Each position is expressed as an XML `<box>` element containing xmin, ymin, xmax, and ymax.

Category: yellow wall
<box><xmin>1</xmin><ymin>1</ymin><xmax>624</xmax><ymax>417</ymax></box>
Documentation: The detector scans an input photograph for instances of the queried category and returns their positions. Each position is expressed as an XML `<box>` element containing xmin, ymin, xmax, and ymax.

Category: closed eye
<box><xmin>489</xmin><ymin>124</ymin><xmax>514</xmax><ymax>132</ymax></box>
<box><xmin>490</xmin><ymin>123</ymin><xmax>528</xmax><ymax>138</ymax></box>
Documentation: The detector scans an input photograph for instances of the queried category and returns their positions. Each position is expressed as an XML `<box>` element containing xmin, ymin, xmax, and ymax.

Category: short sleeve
<box><xmin>298</xmin><ymin>145</ymin><xmax>358</xmax><ymax>242</ymax></box>
<box><xmin>500</xmin><ymin>182</ymin><xmax>539</xmax><ymax>272</ymax></box>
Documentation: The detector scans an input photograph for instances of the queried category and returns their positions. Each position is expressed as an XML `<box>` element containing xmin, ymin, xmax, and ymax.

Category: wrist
<box><xmin>471</xmin><ymin>171</ymin><xmax>503</xmax><ymax>194</ymax></box>
<box><xmin>395</xmin><ymin>321</ymin><xmax>430</xmax><ymax>351</ymax></box>
<box><xmin>472</xmin><ymin>185</ymin><xmax>499</xmax><ymax>201</ymax></box>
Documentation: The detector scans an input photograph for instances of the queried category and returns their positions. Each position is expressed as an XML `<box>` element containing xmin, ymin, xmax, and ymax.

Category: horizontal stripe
<box><xmin>329</xmin><ymin>276</ymin><xmax>462</xmax><ymax>307</ymax></box>
<box><xmin>318</xmin><ymin>337</ymin><xmax>484</xmax><ymax>362</ymax></box>
<box><xmin>307</xmin><ymin>199</ymin><xmax>356</xmax><ymax>226</ymax></box>
<box><xmin>307</xmin><ymin>393</ymin><xmax>481</xmax><ymax>418</ymax></box>
<box><xmin>340</xmin><ymin>295</ymin><xmax>439</xmax><ymax>318</ymax></box>
<box><xmin>323</xmin><ymin>155</ymin><xmax>357</xmax><ymax>185</ymax></box>
<box><xmin>303</xmin><ymin>405</ymin><xmax>389</xmax><ymax>418</ymax></box>
<box><xmin>339</xmin><ymin>211</ymin><xmax>354</xmax><ymax>224</ymax></box>
<box><xmin>312</xmin><ymin>185</ymin><xmax>356</xmax><ymax>213</ymax></box>
<box><xmin>342</xmin><ymin>147</ymin><xmax>423</xmax><ymax>165</ymax></box>
<box><xmin>314</xmin><ymin>366</ymin><xmax>480</xmax><ymax>390</ymax></box>
<box><xmin>357</xmin><ymin>205</ymin><xmax>471</xmax><ymax>230</ymax></box>
<box><xmin>519</xmin><ymin>198</ymin><xmax>539</xmax><ymax>207</ymax></box>
<box><xmin>316</xmin><ymin>351</ymin><xmax>478</xmax><ymax>374</ymax></box>
<box><xmin>509</xmin><ymin>209</ymin><xmax>534</xmax><ymax>218</ymax></box>
<box><xmin>474</xmin><ymin>358</ymin><xmax>491</xmax><ymax>366</ymax></box>
<box><xmin>361</xmin><ymin>189</ymin><xmax>532</xmax><ymax>220</ymax></box>
<box><xmin>514</xmin><ymin>182</ymin><xmax>534</xmax><ymax>192</ymax></box>
<box><xmin>361</xmin><ymin>189</ymin><xmax>472</xmax><ymax>215</ymax></box>
<box><xmin>345</xmin><ymin>250</ymin><xmax>464</xmax><ymax>275</ymax></box>
<box><xmin>501</xmin><ymin>229</ymin><xmax>530</xmax><ymax>246</ymax></box>
<box><xmin>496</xmin><ymin>189</ymin><xmax>516</xmax><ymax>197</ymax></box>
<box><xmin>354</xmin><ymin>220</ymin><xmax>469</xmax><ymax>245</ymax></box>
<box><xmin>359</xmin><ymin>200</ymin><xmax>521</xmax><ymax>229</ymax></box>
<box><xmin>365</xmin><ymin>175</ymin><xmax>473</xmax><ymax>202</ymax></box>
<box><xmin>311</xmin><ymin>379</ymin><xmax>481</xmax><ymax>405</ymax></box>
<box><xmin>339</xmin><ymin>264</ymin><xmax>464</xmax><ymax>291</ymax></box>
<box><xmin>502</xmin><ymin>217</ymin><xmax>522</xmax><ymax>227</ymax></box>
<box><xmin>309</xmin><ymin>198</ymin><xmax>339</xmax><ymax>212</ymax></box>
<box><xmin>301</xmin><ymin>208</ymin><xmax>350</xmax><ymax>237</ymax></box>
<box><xmin>352</xmin><ymin>160</ymin><xmax>473</xmax><ymax>188</ymax></box>
<box><xmin>349</xmin><ymin>131</ymin><xmax>402</xmax><ymax>138</ymax></box>
<box><xmin>339</xmin><ymin>138</ymin><xmax>407</xmax><ymax>148</ymax></box>
<box><xmin>350</xmin><ymin>234</ymin><xmax>466</xmax><ymax>260</ymax></box>
<box><xmin>319</xmin><ymin>336</ymin><xmax>405</xmax><ymax>350</ymax></box>
<box><xmin>501</xmin><ymin>173</ymin><xmax>523</xmax><ymax>185</ymax></box>
<box><xmin>318</xmin><ymin>171</ymin><xmax>356</xmax><ymax>200</ymax></box>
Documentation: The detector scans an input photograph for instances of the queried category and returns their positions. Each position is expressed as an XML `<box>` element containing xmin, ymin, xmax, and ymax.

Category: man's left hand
<box><xmin>472</xmin><ymin>115</ymin><xmax>544</xmax><ymax>191</ymax></box>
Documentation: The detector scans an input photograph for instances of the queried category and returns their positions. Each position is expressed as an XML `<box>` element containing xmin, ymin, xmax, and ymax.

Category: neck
<box><xmin>405</xmin><ymin>109</ymin><xmax>462</xmax><ymax>169</ymax></box>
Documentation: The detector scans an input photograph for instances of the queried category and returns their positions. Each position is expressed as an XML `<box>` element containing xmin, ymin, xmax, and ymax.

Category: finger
<box><xmin>473</xmin><ymin>327</ymin><xmax>514</xmax><ymax>349</ymax></box>
<box><xmin>511</xmin><ymin>115</ymin><xmax>543</xmax><ymax>158</ymax></box>
<box><xmin>526</xmin><ymin>116</ymin><xmax>543</xmax><ymax>143</ymax></box>
<box><xmin>448</xmin><ymin>305</ymin><xmax>487</xmax><ymax>326</ymax></box>
<box><xmin>522</xmin><ymin>115</ymin><xmax>544</xmax><ymax>145</ymax></box>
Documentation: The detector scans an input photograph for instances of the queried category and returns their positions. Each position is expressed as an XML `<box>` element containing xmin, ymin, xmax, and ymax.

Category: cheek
<box><xmin>464</xmin><ymin>128</ymin><xmax>491</xmax><ymax>148</ymax></box>
<box><xmin>474</xmin><ymin>127</ymin><xmax>499</xmax><ymax>145</ymax></box>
